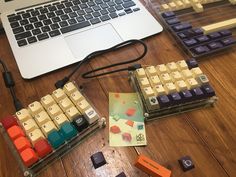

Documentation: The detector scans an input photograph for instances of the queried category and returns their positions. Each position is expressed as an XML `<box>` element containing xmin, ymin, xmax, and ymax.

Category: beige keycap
<box><xmin>170</xmin><ymin>71</ymin><xmax>183</xmax><ymax>82</ymax></box>
<box><xmin>161</xmin><ymin>4</ymin><xmax>170</xmax><ymax>11</ymax></box>
<box><xmin>142</xmin><ymin>87</ymin><xmax>155</xmax><ymax>98</ymax></box>
<box><xmin>154</xmin><ymin>84</ymin><xmax>166</xmax><ymax>96</ymax></box>
<box><xmin>28</xmin><ymin>128</ymin><xmax>45</xmax><ymax>145</ymax></box>
<box><xmin>41</xmin><ymin>121</ymin><xmax>57</xmax><ymax>136</ymax></box>
<box><xmin>164</xmin><ymin>83</ymin><xmax>177</xmax><ymax>94</ymax></box>
<box><xmin>135</xmin><ymin>68</ymin><xmax>146</xmax><ymax>78</ymax></box>
<box><xmin>186</xmin><ymin>78</ymin><xmax>199</xmax><ymax>89</ymax></box>
<box><xmin>41</xmin><ymin>94</ymin><xmax>56</xmax><ymax>108</ymax></box>
<box><xmin>193</xmin><ymin>3</ymin><xmax>203</xmax><ymax>13</ymax></box>
<box><xmin>28</xmin><ymin>101</ymin><xmax>44</xmax><ymax>116</ymax></box>
<box><xmin>191</xmin><ymin>67</ymin><xmax>203</xmax><ymax>78</ymax></box>
<box><xmin>84</xmin><ymin>107</ymin><xmax>99</xmax><ymax>124</ymax></box>
<box><xmin>65</xmin><ymin>106</ymin><xmax>81</xmax><ymax>121</ymax></box>
<box><xmin>47</xmin><ymin>104</ymin><xmax>63</xmax><ymax>118</ymax></box>
<box><xmin>149</xmin><ymin>75</ymin><xmax>161</xmax><ymax>86</ymax></box>
<box><xmin>63</xmin><ymin>82</ymin><xmax>77</xmax><ymax>95</ymax></box>
<box><xmin>160</xmin><ymin>73</ymin><xmax>172</xmax><ymax>83</ymax></box>
<box><xmin>21</xmin><ymin>119</ymin><xmax>39</xmax><ymax>134</ymax></box>
<box><xmin>175</xmin><ymin>80</ymin><xmax>188</xmax><ymax>91</ymax></box>
<box><xmin>16</xmin><ymin>108</ymin><xmax>32</xmax><ymax>122</ymax></box>
<box><xmin>70</xmin><ymin>90</ymin><xmax>84</xmax><ymax>104</ymax></box>
<box><xmin>76</xmin><ymin>99</ymin><xmax>90</xmax><ymax>113</ymax></box>
<box><xmin>145</xmin><ymin>66</ymin><xmax>157</xmax><ymax>76</ymax></box>
<box><xmin>176</xmin><ymin>0</ymin><xmax>184</xmax><ymax>8</ymax></box>
<box><xmin>52</xmin><ymin>88</ymin><xmax>67</xmax><ymax>102</ymax></box>
<box><xmin>166</xmin><ymin>62</ymin><xmax>178</xmax><ymax>72</ymax></box>
<box><xmin>138</xmin><ymin>77</ymin><xmax>150</xmax><ymax>88</ymax></box>
<box><xmin>176</xmin><ymin>60</ymin><xmax>188</xmax><ymax>70</ymax></box>
<box><xmin>58</xmin><ymin>97</ymin><xmax>73</xmax><ymax>112</ymax></box>
<box><xmin>183</xmin><ymin>0</ymin><xmax>191</xmax><ymax>6</ymax></box>
<box><xmin>53</xmin><ymin>114</ymin><xmax>69</xmax><ymax>128</ymax></box>
<box><xmin>156</xmin><ymin>64</ymin><xmax>168</xmax><ymax>74</ymax></box>
<box><xmin>169</xmin><ymin>2</ymin><xmax>177</xmax><ymax>10</ymax></box>
<box><xmin>196</xmin><ymin>74</ymin><xmax>209</xmax><ymax>85</ymax></box>
<box><xmin>34</xmin><ymin>111</ymin><xmax>51</xmax><ymax>126</ymax></box>
<box><xmin>181</xmin><ymin>69</ymin><xmax>193</xmax><ymax>79</ymax></box>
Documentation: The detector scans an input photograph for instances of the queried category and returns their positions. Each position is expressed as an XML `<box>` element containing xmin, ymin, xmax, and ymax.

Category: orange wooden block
<box><xmin>14</xmin><ymin>136</ymin><xmax>32</xmax><ymax>153</ymax></box>
<box><xmin>134</xmin><ymin>154</ymin><xmax>171</xmax><ymax>177</ymax></box>
<box><xmin>7</xmin><ymin>125</ymin><xmax>25</xmax><ymax>140</ymax></box>
<box><xmin>110</xmin><ymin>125</ymin><xmax>121</xmax><ymax>134</ymax></box>
<box><xmin>20</xmin><ymin>148</ymin><xmax>39</xmax><ymax>167</ymax></box>
<box><xmin>126</xmin><ymin>120</ymin><xmax>134</xmax><ymax>127</ymax></box>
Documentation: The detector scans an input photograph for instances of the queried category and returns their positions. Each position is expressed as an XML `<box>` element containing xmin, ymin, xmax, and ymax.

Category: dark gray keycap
<box><xmin>50</xmin><ymin>23</ymin><xmax>60</xmax><ymax>30</ymax></box>
<box><xmin>133</xmin><ymin>7</ymin><xmax>140</xmax><ymax>11</ymax></box>
<box><xmin>85</xmin><ymin>14</ymin><xmax>93</xmax><ymax>20</ymax></box>
<box><xmin>100</xmin><ymin>9</ymin><xmax>108</xmax><ymax>15</ymax></box>
<box><xmin>69</xmin><ymin>12</ymin><xmax>78</xmax><ymax>18</ymax></box>
<box><xmin>92</xmin><ymin>12</ymin><xmax>101</xmax><ymax>17</ymax></box>
<box><xmin>15</xmin><ymin>31</ymin><xmax>32</xmax><ymax>40</ymax></box>
<box><xmin>90</xmin><ymin>18</ymin><xmax>101</xmax><ymax>24</ymax></box>
<box><xmin>13</xmin><ymin>27</ymin><xmax>24</xmax><ymax>34</ymax></box>
<box><xmin>219</xmin><ymin>30</ymin><xmax>232</xmax><ymax>37</ymax></box>
<box><xmin>42</xmin><ymin>26</ymin><xmax>51</xmax><ymax>32</ymax></box>
<box><xmin>60</xmin><ymin>21</ymin><xmax>90</xmax><ymax>34</ymax></box>
<box><xmin>110</xmin><ymin>12</ymin><xmax>118</xmax><ymax>18</ymax></box>
<box><xmin>52</xmin><ymin>17</ymin><xmax>61</xmax><ymax>23</ymax></box>
<box><xmin>183</xmin><ymin>38</ymin><xmax>198</xmax><ymax>46</ymax></box>
<box><xmin>34</xmin><ymin>21</ymin><xmax>43</xmax><ymax>28</ymax></box>
<box><xmin>38</xmin><ymin>14</ymin><xmax>47</xmax><ymax>20</ymax></box>
<box><xmin>115</xmin><ymin>5</ymin><xmax>123</xmax><ymax>10</ymax></box>
<box><xmin>108</xmin><ymin>7</ymin><xmax>116</xmax><ymax>13</ymax></box>
<box><xmin>100</xmin><ymin>15</ymin><xmax>111</xmax><ymax>21</ymax></box>
<box><xmin>124</xmin><ymin>8</ymin><xmax>132</xmax><ymax>14</ymax></box>
<box><xmin>49</xmin><ymin>30</ymin><xmax>61</xmax><ymax>37</ymax></box>
<box><xmin>59</xmin><ymin>21</ymin><xmax>69</xmax><ymax>27</ymax></box>
<box><xmin>20</xmin><ymin>19</ymin><xmax>29</xmax><ymax>25</ymax></box>
<box><xmin>27</xmin><ymin>36</ymin><xmax>37</xmax><ymax>44</ymax></box>
<box><xmin>221</xmin><ymin>37</ymin><xmax>236</xmax><ymax>46</ymax></box>
<box><xmin>10</xmin><ymin>22</ymin><xmax>20</xmax><ymax>28</ymax></box>
<box><xmin>76</xmin><ymin>16</ymin><xmax>85</xmax><ymax>22</ymax></box>
<box><xmin>22</xmin><ymin>13</ymin><xmax>31</xmax><ymax>19</ymax></box>
<box><xmin>123</xmin><ymin>1</ymin><xmax>135</xmax><ymax>8</ymax></box>
<box><xmin>37</xmin><ymin>33</ymin><xmax>49</xmax><ymax>41</ymax></box>
<box><xmin>17</xmin><ymin>39</ymin><xmax>27</xmax><ymax>46</ymax></box>
<box><xmin>208</xmin><ymin>32</ymin><xmax>221</xmax><ymax>39</ymax></box>
<box><xmin>32</xmin><ymin>29</ymin><xmax>42</xmax><ymax>35</ymax></box>
<box><xmin>93</xmin><ymin>5</ymin><xmax>101</xmax><ymax>11</ymax></box>
<box><xmin>29</xmin><ymin>17</ymin><xmax>38</xmax><ymax>23</ymax></box>
<box><xmin>196</xmin><ymin>35</ymin><xmax>210</xmax><ymax>43</ymax></box>
<box><xmin>68</xmin><ymin>19</ymin><xmax>77</xmax><ymax>25</ymax></box>
<box><xmin>186</xmin><ymin>58</ymin><xmax>198</xmax><ymax>69</ymax></box>
<box><xmin>25</xmin><ymin>24</ymin><xmax>34</xmax><ymax>31</ymax></box>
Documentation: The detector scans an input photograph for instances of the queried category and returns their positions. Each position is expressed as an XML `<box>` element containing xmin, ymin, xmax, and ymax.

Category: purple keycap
<box><xmin>201</xmin><ymin>84</ymin><xmax>215</xmax><ymax>97</ymax></box>
<box><xmin>157</xmin><ymin>95</ymin><xmax>171</xmax><ymax>108</ymax></box>
<box><xmin>207</xmin><ymin>42</ymin><xmax>223</xmax><ymax>50</ymax></box>
<box><xmin>192</xmin><ymin>45</ymin><xmax>209</xmax><ymax>54</ymax></box>
<box><xmin>178</xmin><ymin>32</ymin><xmax>188</xmax><ymax>39</ymax></box>
<box><xmin>196</xmin><ymin>35</ymin><xmax>210</xmax><ymax>43</ymax></box>
<box><xmin>168</xmin><ymin>92</ymin><xmax>182</xmax><ymax>104</ymax></box>
<box><xmin>183</xmin><ymin>38</ymin><xmax>198</xmax><ymax>46</ymax></box>
<box><xmin>190</xmin><ymin>87</ymin><xmax>204</xmax><ymax>99</ymax></box>
<box><xmin>172</xmin><ymin>22</ymin><xmax>192</xmax><ymax>32</ymax></box>
<box><xmin>186</xmin><ymin>58</ymin><xmax>198</xmax><ymax>69</ymax></box>
<box><xmin>162</xmin><ymin>11</ymin><xmax>175</xmax><ymax>18</ymax></box>
<box><xmin>166</xmin><ymin>18</ymin><xmax>180</xmax><ymax>25</ymax></box>
<box><xmin>221</xmin><ymin>37</ymin><xmax>236</xmax><ymax>46</ymax></box>
<box><xmin>179</xmin><ymin>90</ymin><xmax>193</xmax><ymax>101</ymax></box>
<box><xmin>219</xmin><ymin>30</ymin><xmax>232</xmax><ymax>37</ymax></box>
<box><xmin>192</xmin><ymin>28</ymin><xmax>203</xmax><ymax>35</ymax></box>
<box><xmin>208</xmin><ymin>32</ymin><xmax>221</xmax><ymax>39</ymax></box>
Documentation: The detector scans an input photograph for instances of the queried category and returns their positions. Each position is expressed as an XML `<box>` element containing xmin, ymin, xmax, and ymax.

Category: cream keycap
<box><xmin>160</xmin><ymin>73</ymin><xmax>172</xmax><ymax>83</ymax></box>
<box><xmin>138</xmin><ymin>77</ymin><xmax>150</xmax><ymax>88</ymax></box>
<box><xmin>76</xmin><ymin>99</ymin><xmax>90</xmax><ymax>113</ymax></box>
<box><xmin>41</xmin><ymin>94</ymin><xmax>56</xmax><ymax>108</ymax></box>
<box><xmin>193</xmin><ymin>3</ymin><xmax>204</xmax><ymax>13</ymax></box>
<box><xmin>41</xmin><ymin>121</ymin><xmax>58</xmax><ymax>136</ymax></box>
<box><xmin>186</xmin><ymin>78</ymin><xmax>199</xmax><ymax>89</ymax></box>
<box><xmin>53</xmin><ymin>114</ymin><xmax>69</xmax><ymax>128</ymax></box>
<box><xmin>169</xmin><ymin>2</ymin><xmax>177</xmax><ymax>10</ymax></box>
<box><xmin>21</xmin><ymin>119</ymin><xmax>39</xmax><ymax>134</ymax></box>
<box><xmin>28</xmin><ymin>101</ymin><xmax>44</xmax><ymax>116</ymax></box>
<box><xmin>84</xmin><ymin>107</ymin><xmax>99</xmax><ymax>124</ymax></box>
<box><xmin>47</xmin><ymin>104</ymin><xmax>63</xmax><ymax>118</ymax></box>
<box><xmin>154</xmin><ymin>84</ymin><xmax>166</xmax><ymax>96</ymax></box>
<box><xmin>149</xmin><ymin>75</ymin><xmax>161</xmax><ymax>86</ymax></box>
<box><xmin>28</xmin><ymin>128</ymin><xmax>45</xmax><ymax>145</ymax></box>
<box><xmin>145</xmin><ymin>66</ymin><xmax>157</xmax><ymax>76</ymax></box>
<box><xmin>16</xmin><ymin>109</ymin><xmax>32</xmax><ymax>122</ymax></box>
<box><xmin>166</xmin><ymin>62</ymin><xmax>178</xmax><ymax>72</ymax></box>
<box><xmin>161</xmin><ymin>4</ymin><xmax>170</xmax><ymax>11</ymax></box>
<box><xmin>156</xmin><ymin>64</ymin><xmax>168</xmax><ymax>74</ymax></box>
<box><xmin>176</xmin><ymin>0</ymin><xmax>184</xmax><ymax>8</ymax></box>
<box><xmin>63</xmin><ymin>82</ymin><xmax>77</xmax><ymax>95</ymax></box>
<box><xmin>191</xmin><ymin>67</ymin><xmax>203</xmax><ymax>78</ymax></box>
<box><xmin>34</xmin><ymin>111</ymin><xmax>51</xmax><ymax>126</ymax></box>
<box><xmin>52</xmin><ymin>88</ymin><xmax>67</xmax><ymax>102</ymax></box>
<box><xmin>142</xmin><ymin>87</ymin><xmax>155</xmax><ymax>98</ymax></box>
<box><xmin>181</xmin><ymin>69</ymin><xmax>193</xmax><ymax>79</ymax></box>
<box><xmin>164</xmin><ymin>82</ymin><xmax>177</xmax><ymax>94</ymax></box>
<box><xmin>58</xmin><ymin>97</ymin><xmax>73</xmax><ymax>112</ymax></box>
<box><xmin>175</xmin><ymin>80</ymin><xmax>188</xmax><ymax>91</ymax></box>
<box><xmin>65</xmin><ymin>106</ymin><xmax>81</xmax><ymax>121</ymax></box>
<box><xmin>70</xmin><ymin>90</ymin><xmax>84</xmax><ymax>104</ymax></box>
<box><xmin>176</xmin><ymin>60</ymin><xmax>188</xmax><ymax>70</ymax></box>
<box><xmin>170</xmin><ymin>71</ymin><xmax>183</xmax><ymax>82</ymax></box>
<box><xmin>135</xmin><ymin>68</ymin><xmax>146</xmax><ymax>78</ymax></box>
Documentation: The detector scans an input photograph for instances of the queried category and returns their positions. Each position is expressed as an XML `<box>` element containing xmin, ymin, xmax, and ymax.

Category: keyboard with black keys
<box><xmin>7</xmin><ymin>0</ymin><xmax>140</xmax><ymax>47</ymax></box>
<box><xmin>129</xmin><ymin>58</ymin><xmax>217</xmax><ymax>120</ymax></box>
<box><xmin>0</xmin><ymin>82</ymin><xmax>106</xmax><ymax>177</ymax></box>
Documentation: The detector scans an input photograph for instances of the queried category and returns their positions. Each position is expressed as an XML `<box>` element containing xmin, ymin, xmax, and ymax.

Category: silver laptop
<box><xmin>0</xmin><ymin>0</ymin><xmax>163</xmax><ymax>79</ymax></box>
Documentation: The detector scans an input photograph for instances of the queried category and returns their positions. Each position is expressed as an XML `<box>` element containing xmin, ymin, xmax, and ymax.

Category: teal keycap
<box><xmin>60</xmin><ymin>122</ymin><xmax>78</xmax><ymax>140</ymax></box>
<box><xmin>47</xmin><ymin>130</ymin><xmax>65</xmax><ymax>149</ymax></box>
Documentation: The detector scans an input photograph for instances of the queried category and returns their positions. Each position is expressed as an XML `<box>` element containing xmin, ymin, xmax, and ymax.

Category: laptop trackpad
<box><xmin>65</xmin><ymin>24</ymin><xmax>123</xmax><ymax>59</ymax></box>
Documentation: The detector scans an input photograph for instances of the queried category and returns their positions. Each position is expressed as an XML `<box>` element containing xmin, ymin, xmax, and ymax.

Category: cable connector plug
<box><xmin>54</xmin><ymin>77</ymin><xmax>69</xmax><ymax>89</ymax></box>
<box><xmin>3</xmin><ymin>71</ymin><xmax>15</xmax><ymax>88</ymax></box>
<box><xmin>128</xmin><ymin>64</ymin><xmax>142</xmax><ymax>71</ymax></box>
<box><xmin>14</xmin><ymin>98</ymin><xmax>23</xmax><ymax>111</ymax></box>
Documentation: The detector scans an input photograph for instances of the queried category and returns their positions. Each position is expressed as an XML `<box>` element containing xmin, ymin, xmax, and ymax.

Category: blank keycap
<box><xmin>170</xmin><ymin>71</ymin><xmax>183</xmax><ymax>82</ymax></box>
<box><xmin>157</xmin><ymin>95</ymin><xmax>171</xmax><ymax>108</ymax></box>
<box><xmin>7</xmin><ymin>125</ymin><xmax>25</xmax><ymax>140</ymax></box>
<box><xmin>34</xmin><ymin>139</ymin><xmax>52</xmax><ymax>158</ymax></box>
<box><xmin>16</xmin><ymin>109</ymin><xmax>32</xmax><ymax>122</ymax></box>
<box><xmin>14</xmin><ymin>136</ymin><xmax>32</xmax><ymax>152</ymax></box>
<box><xmin>28</xmin><ymin>128</ymin><xmax>45</xmax><ymax>145</ymax></box>
<box><xmin>191</xmin><ymin>67</ymin><xmax>203</xmax><ymax>78</ymax></box>
<box><xmin>47</xmin><ymin>130</ymin><xmax>65</xmax><ymax>149</ymax></box>
<box><xmin>0</xmin><ymin>116</ymin><xmax>18</xmax><ymax>130</ymax></box>
<box><xmin>20</xmin><ymin>148</ymin><xmax>38</xmax><ymax>167</ymax></box>
<box><xmin>60</xmin><ymin>122</ymin><xmax>78</xmax><ymax>140</ymax></box>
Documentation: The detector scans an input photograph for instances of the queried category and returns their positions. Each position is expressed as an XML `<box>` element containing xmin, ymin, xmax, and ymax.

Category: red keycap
<box><xmin>34</xmin><ymin>139</ymin><xmax>52</xmax><ymax>158</ymax></box>
<box><xmin>14</xmin><ymin>136</ymin><xmax>32</xmax><ymax>153</ymax></box>
<box><xmin>7</xmin><ymin>125</ymin><xmax>25</xmax><ymax>140</ymax></box>
<box><xmin>20</xmin><ymin>148</ymin><xmax>38</xmax><ymax>167</ymax></box>
<box><xmin>0</xmin><ymin>115</ymin><xmax>18</xmax><ymax>130</ymax></box>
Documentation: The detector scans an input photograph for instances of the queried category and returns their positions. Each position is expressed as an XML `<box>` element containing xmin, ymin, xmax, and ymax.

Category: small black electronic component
<box><xmin>116</xmin><ymin>172</ymin><xmax>127</xmax><ymax>177</ymax></box>
<box><xmin>91</xmin><ymin>151</ymin><xmax>106</xmax><ymax>169</ymax></box>
<box><xmin>178</xmin><ymin>156</ymin><xmax>195</xmax><ymax>172</ymax></box>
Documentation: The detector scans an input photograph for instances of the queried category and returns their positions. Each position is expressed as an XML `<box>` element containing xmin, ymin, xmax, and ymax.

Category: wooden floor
<box><xmin>0</xmin><ymin>2</ymin><xmax>236</xmax><ymax>177</ymax></box>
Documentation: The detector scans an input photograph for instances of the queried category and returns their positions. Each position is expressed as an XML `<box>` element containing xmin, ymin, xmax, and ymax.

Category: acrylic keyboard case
<box><xmin>0</xmin><ymin>81</ymin><xmax>106</xmax><ymax>177</ymax></box>
<box><xmin>149</xmin><ymin>0</ymin><xmax>236</xmax><ymax>58</ymax></box>
<box><xmin>129</xmin><ymin>58</ymin><xmax>217</xmax><ymax>121</ymax></box>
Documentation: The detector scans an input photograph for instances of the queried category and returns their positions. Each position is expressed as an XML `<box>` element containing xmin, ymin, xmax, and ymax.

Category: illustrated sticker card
<box><xmin>109</xmin><ymin>93</ymin><xmax>147</xmax><ymax>147</ymax></box>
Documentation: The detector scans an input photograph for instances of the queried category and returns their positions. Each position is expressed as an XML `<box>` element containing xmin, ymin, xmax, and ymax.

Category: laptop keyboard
<box><xmin>7</xmin><ymin>0</ymin><xmax>140</xmax><ymax>47</ymax></box>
